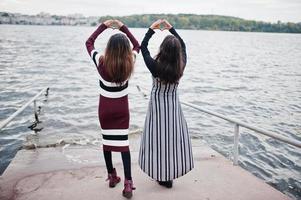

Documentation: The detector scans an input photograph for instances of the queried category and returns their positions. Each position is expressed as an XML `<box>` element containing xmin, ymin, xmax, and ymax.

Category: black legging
<box><xmin>103</xmin><ymin>150</ymin><xmax>132</xmax><ymax>180</ymax></box>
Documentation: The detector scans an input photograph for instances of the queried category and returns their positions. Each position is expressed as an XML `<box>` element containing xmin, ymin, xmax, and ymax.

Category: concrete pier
<box><xmin>0</xmin><ymin>138</ymin><xmax>291</xmax><ymax>200</ymax></box>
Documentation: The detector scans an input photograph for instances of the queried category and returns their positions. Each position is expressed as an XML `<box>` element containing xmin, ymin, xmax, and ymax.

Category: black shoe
<box><xmin>157</xmin><ymin>180</ymin><xmax>173</xmax><ymax>188</ymax></box>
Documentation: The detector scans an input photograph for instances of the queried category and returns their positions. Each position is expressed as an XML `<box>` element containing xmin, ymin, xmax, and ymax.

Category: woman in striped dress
<box><xmin>139</xmin><ymin>19</ymin><xmax>194</xmax><ymax>188</ymax></box>
<box><xmin>85</xmin><ymin>19</ymin><xmax>139</xmax><ymax>198</ymax></box>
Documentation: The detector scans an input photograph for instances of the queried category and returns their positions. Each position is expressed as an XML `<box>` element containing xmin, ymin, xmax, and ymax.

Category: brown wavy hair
<box><xmin>104</xmin><ymin>33</ymin><xmax>133</xmax><ymax>84</ymax></box>
<box><xmin>155</xmin><ymin>35</ymin><xmax>184</xmax><ymax>84</ymax></box>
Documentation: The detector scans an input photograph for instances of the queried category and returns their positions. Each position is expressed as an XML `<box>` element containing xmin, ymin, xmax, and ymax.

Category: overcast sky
<box><xmin>1</xmin><ymin>0</ymin><xmax>301</xmax><ymax>22</ymax></box>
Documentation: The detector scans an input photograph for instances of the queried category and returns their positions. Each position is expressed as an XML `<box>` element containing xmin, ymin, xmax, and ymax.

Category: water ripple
<box><xmin>0</xmin><ymin>25</ymin><xmax>300</xmax><ymax>199</ymax></box>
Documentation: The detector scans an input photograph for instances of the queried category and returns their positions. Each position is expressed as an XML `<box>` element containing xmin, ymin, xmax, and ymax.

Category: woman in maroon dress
<box><xmin>85</xmin><ymin>19</ymin><xmax>139</xmax><ymax>198</ymax></box>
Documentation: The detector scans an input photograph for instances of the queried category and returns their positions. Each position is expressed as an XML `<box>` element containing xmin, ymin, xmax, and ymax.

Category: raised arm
<box><xmin>85</xmin><ymin>20</ymin><xmax>114</xmax><ymax>67</ymax></box>
<box><xmin>85</xmin><ymin>23</ymin><xmax>107</xmax><ymax>56</ymax></box>
<box><xmin>115</xmin><ymin>20</ymin><xmax>140</xmax><ymax>53</ymax></box>
<box><xmin>141</xmin><ymin>29</ymin><xmax>157</xmax><ymax>76</ymax></box>
<box><xmin>169</xmin><ymin>28</ymin><xmax>187</xmax><ymax>66</ymax></box>
<box><xmin>141</xmin><ymin>19</ymin><xmax>162</xmax><ymax>77</ymax></box>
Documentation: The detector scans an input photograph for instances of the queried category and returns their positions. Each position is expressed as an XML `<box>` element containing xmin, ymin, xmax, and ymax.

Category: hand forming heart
<box><xmin>150</xmin><ymin>19</ymin><xmax>172</xmax><ymax>31</ymax></box>
<box><xmin>103</xmin><ymin>19</ymin><xmax>124</xmax><ymax>29</ymax></box>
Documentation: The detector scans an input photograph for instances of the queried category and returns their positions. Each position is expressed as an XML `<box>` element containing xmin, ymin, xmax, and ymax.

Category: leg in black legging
<box><xmin>121</xmin><ymin>151</ymin><xmax>132</xmax><ymax>180</ymax></box>
<box><xmin>103</xmin><ymin>150</ymin><xmax>113</xmax><ymax>174</ymax></box>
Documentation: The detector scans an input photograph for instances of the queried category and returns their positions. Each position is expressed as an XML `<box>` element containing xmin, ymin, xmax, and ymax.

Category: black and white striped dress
<box><xmin>139</xmin><ymin>78</ymin><xmax>194</xmax><ymax>181</ymax></box>
<box><xmin>138</xmin><ymin>27</ymin><xmax>194</xmax><ymax>181</ymax></box>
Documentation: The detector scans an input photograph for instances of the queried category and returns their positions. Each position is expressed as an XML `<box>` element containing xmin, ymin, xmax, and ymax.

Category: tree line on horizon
<box><xmin>96</xmin><ymin>14</ymin><xmax>301</xmax><ymax>33</ymax></box>
<box><xmin>1</xmin><ymin>12</ymin><xmax>300</xmax><ymax>33</ymax></box>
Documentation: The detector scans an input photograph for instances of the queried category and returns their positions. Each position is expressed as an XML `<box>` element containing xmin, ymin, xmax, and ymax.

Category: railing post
<box><xmin>33</xmin><ymin>100</ymin><xmax>39</xmax><ymax>122</ymax></box>
<box><xmin>233</xmin><ymin>124</ymin><xmax>240</xmax><ymax>165</ymax></box>
<box><xmin>45</xmin><ymin>87</ymin><xmax>49</xmax><ymax>97</ymax></box>
<box><xmin>33</xmin><ymin>100</ymin><xmax>37</xmax><ymax>113</ymax></box>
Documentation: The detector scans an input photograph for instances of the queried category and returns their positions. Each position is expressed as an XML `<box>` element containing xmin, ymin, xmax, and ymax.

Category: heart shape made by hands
<box><xmin>159</xmin><ymin>23</ymin><xmax>167</xmax><ymax>31</ymax></box>
<box><xmin>152</xmin><ymin>20</ymin><xmax>170</xmax><ymax>31</ymax></box>
<box><xmin>158</xmin><ymin>20</ymin><xmax>172</xmax><ymax>31</ymax></box>
<box><xmin>105</xmin><ymin>19</ymin><xmax>122</xmax><ymax>29</ymax></box>
<box><xmin>109</xmin><ymin>21</ymin><xmax>119</xmax><ymax>29</ymax></box>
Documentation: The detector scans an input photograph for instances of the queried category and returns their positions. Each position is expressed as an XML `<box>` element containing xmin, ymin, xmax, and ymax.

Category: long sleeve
<box><xmin>141</xmin><ymin>28</ymin><xmax>158</xmax><ymax>77</ymax></box>
<box><xmin>169</xmin><ymin>27</ymin><xmax>187</xmax><ymax>68</ymax></box>
<box><xmin>119</xmin><ymin>25</ymin><xmax>140</xmax><ymax>53</ymax></box>
<box><xmin>85</xmin><ymin>23</ymin><xmax>107</xmax><ymax>66</ymax></box>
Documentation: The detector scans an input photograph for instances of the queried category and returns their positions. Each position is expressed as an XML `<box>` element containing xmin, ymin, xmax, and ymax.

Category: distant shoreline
<box><xmin>1</xmin><ymin>12</ymin><xmax>301</xmax><ymax>34</ymax></box>
<box><xmin>2</xmin><ymin>24</ymin><xmax>301</xmax><ymax>36</ymax></box>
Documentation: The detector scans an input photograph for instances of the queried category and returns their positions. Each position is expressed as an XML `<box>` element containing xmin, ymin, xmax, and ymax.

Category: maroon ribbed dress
<box><xmin>85</xmin><ymin>23</ymin><xmax>140</xmax><ymax>152</ymax></box>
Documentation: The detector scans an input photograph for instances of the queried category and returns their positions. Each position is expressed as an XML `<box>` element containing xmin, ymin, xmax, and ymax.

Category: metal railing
<box><xmin>0</xmin><ymin>87</ymin><xmax>49</xmax><ymax>131</ymax></box>
<box><xmin>181</xmin><ymin>101</ymin><xmax>301</xmax><ymax>165</ymax></box>
<box><xmin>136</xmin><ymin>85</ymin><xmax>301</xmax><ymax>165</ymax></box>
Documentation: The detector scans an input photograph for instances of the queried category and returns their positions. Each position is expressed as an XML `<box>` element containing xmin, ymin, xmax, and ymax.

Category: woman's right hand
<box><xmin>103</xmin><ymin>19</ymin><xmax>114</xmax><ymax>28</ymax></box>
<box><xmin>150</xmin><ymin>19</ymin><xmax>162</xmax><ymax>30</ymax></box>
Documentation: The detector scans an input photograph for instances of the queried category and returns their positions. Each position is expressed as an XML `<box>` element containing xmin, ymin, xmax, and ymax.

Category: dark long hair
<box><xmin>104</xmin><ymin>33</ymin><xmax>133</xmax><ymax>84</ymax></box>
<box><xmin>155</xmin><ymin>35</ymin><xmax>184</xmax><ymax>84</ymax></box>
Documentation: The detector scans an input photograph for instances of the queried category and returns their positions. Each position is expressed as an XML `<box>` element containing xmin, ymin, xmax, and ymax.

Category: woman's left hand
<box><xmin>162</xmin><ymin>19</ymin><xmax>173</xmax><ymax>30</ymax></box>
<box><xmin>114</xmin><ymin>20</ymin><xmax>124</xmax><ymax>29</ymax></box>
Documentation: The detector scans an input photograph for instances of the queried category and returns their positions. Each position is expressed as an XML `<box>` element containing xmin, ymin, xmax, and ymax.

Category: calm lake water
<box><xmin>0</xmin><ymin>25</ymin><xmax>300</xmax><ymax>199</ymax></box>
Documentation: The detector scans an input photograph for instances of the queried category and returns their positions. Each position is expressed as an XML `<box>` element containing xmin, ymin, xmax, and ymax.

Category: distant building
<box><xmin>0</xmin><ymin>12</ymin><xmax>98</xmax><ymax>26</ymax></box>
